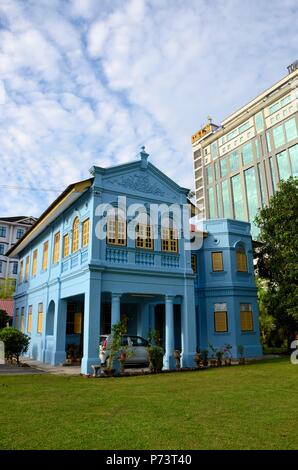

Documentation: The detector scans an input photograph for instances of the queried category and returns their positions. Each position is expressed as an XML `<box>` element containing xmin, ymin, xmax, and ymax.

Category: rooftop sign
<box><xmin>287</xmin><ymin>60</ymin><xmax>298</xmax><ymax>74</ymax></box>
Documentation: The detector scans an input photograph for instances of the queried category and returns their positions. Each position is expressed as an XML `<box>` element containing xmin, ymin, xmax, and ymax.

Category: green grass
<box><xmin>0</xmin><ymin>358</ymin><xmax>297</xmax><ymax>450</ymax></box>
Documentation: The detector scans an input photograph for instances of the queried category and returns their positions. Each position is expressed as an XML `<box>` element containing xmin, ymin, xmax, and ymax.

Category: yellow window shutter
<box><xmin>212</xmin><ymin>252</ymin><xmax>223</xmax><ymax>271</ymax></box>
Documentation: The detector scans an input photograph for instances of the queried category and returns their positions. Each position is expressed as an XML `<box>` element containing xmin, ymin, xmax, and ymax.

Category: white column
<box><xmin>163</xmin><ymin>295</ymin><xmax>175</xmax><ymax>370</ymax></box>
<box><xmin>181</xmin><ymin>285</ymin><xmax>197</xmax><ymax>368</ymax></box>
<box><xmin>111</xmin><ymin>293</ymin><xmax>121</xmax><ymax>327</ymax></box>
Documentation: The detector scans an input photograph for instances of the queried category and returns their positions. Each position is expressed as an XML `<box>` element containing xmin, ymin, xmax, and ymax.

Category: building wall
<box><xmin>193</xmin><ymin>219</ymin><xmax>262</xmax><ymax>358</ymax></box>
<box><xmin>0</xmin><ymin>218</ymin><xmax>36</xmax><ymax>283</ymax></box>
<box><xmin>12</xmin><ymin>157</ymin><xmax>262</xmax><ymax>373</ymax></box>
<box><xmin>192</xmin><ymin>68</ymin><xmax>298</xmax><ymax>238</ymax></box>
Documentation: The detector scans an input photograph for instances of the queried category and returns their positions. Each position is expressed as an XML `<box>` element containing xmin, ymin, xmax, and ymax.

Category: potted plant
<box><xmin>194</xmin><ymin>349</ymin><xmax>202</xmax><ymax>368</ymax></box>
<box><xmin>173</xmin><ymin>350</ymin><xmax>181</xmax><ymax>370</ymax></box>
<box><xmin>237</xmin><ymin>344</ymin><xmax>245</xmax><ymax>365</ymax></box>
<box><xmin>223</xmin><ymin>343</ymin><xmax>232</xmax><ymax>365</ymax></box>
<box><xmin>104</xmin><ymin>318</ymin><xmax>128</xmax><ymax>376</ymax></box>
<box><xmin>201</xmin><ymin>349</ymin><xmax>209</xmax><ymax>367</ymax></box>
<box><xmin>208</xmin><ymin>343</ymin><xmax>217</xmax><ymax>367</ymax></box>
<box><xmin>216</xmin><ymin>348</ymin><xmax>224</xmax><ymax>367</ymax></box>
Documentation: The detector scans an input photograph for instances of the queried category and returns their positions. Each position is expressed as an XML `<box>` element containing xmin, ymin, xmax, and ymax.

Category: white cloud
<box><xmin>0</xmin><ymin>0</ymin><xmax>297</xmax><ymax>217</ymax></box>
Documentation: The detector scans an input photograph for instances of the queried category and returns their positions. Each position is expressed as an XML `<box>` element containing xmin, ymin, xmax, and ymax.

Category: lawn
<box><xmin>0</xmin><ymin>358</ymin><xmax>297</xmax><ymax>450</ymax></box>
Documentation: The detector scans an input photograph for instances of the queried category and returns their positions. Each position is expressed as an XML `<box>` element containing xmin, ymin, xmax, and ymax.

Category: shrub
<box><xmin>0</xmin><ymin>310</ymin><xmax>10</xmax><ymax>329</ymax></box>
<box><xmin>0</xmin><ymin>327</ymin><xmax>30</xmax><ymax>364</ymax></box>
<box><xmin>148</xmin><ymin>345</ymin><xmax>164</xmax><ymax>372</ymax></box>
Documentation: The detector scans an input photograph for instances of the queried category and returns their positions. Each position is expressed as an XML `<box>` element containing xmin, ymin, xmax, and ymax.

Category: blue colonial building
<box><xmin>8</xmin><ymin>149</ymin><xmax>262</xmax><ymax>374</ymax></box>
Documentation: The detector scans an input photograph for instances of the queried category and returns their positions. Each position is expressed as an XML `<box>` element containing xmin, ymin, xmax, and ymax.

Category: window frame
<box><xmin>212</xmin><ymin>252</ymin><xmax>224</xmax><ymax>272</ymax></box>
<box><xmin>135</xmin><ymin>224</ymin><xmax>154</xmax><ymax>250</ymax></box>
<box><xmin>53</xmin><ymin>231</ymin><xmax>60</xmax><ymax>264</ymax></box>
<box><xmin>236</xmin><ymin>246</ymin><xmax>248</xmax><ymax>272</ymax></box>
<box><xmin>82</xmin><ymin>218</ymin><xmax>90</xmax><ymax>248</ymax></box>
<box><xmin>106</xmin><ymin>217</ymin><xmax>127</xmax><ymax>247</ymax></box>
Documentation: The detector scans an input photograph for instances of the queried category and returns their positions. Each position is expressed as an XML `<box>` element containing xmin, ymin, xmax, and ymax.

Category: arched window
<box><xmin>236</xmin><ymin>245</ymin><xmax>248</xmax><ymax>272</ymax></box>
<box><xmin>72</xmin><ymin>217</ymin><xmax>79</xmax><ymax>253</ymax></box>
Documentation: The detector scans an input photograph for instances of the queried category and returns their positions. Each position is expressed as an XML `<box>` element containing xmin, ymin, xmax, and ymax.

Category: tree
<box><xmin>0</xmin><ymin>327</ymin><xmax>30</xmax><ymax>364</ymax></box>
<box><xmin>255</xmin><ymin>177</ymin><xmax>298</xmax><ymax>348</ymax></box>
<box><xmin>0</xmin><ymin>309</ymin><xmax>10</xmax><ymax>329</ymax></box>
<box><xmin>0</xmin><ymin>278</ymin><xmax>16</xmax><ymax>299</ymax></box>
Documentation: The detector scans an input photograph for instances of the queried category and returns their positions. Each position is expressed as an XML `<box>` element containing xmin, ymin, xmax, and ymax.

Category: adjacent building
<box><xmin>192</xmin><ymin>63</ymin><xmax>298</xmax><ymax>238</ymax></box>
<box><xmin>7</xmin><ymin>149</ymin><xmax>261</xmax><ymax>374</ymax></box>
<box><xmin>0</xmin><ymin>216</ymin><xmax>37</xmax><ymax>286</ymax></box>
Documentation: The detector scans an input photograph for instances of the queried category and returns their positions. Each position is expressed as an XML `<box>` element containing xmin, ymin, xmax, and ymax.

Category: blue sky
<box><xmin>0</xmin><ymin>0</ymin><xmax>297</xmax><ymax>217</ymax></box>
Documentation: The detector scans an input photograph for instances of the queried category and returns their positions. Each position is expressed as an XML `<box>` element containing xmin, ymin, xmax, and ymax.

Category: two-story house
<box><xmin>7</xmin><ymin>149</ymin><xmax>262</xmax><ymax>374</ymax></box>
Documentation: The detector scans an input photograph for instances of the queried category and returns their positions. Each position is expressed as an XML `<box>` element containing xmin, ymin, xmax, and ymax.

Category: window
<box><xmin>231</xmin><ymin>174</ymin><xmax>245</xmax><ymax>220</ymax></box>
<box><xmin>42</xmin><ymin>241</ymin><xmax>49</xmax><ymax>271</ymax></box>
<box><xmin>25</xmin><ymin>256</ymin><xmax>30</xmax><ymax>281</ymax></box>
<box><xmin>191</xmin><ymin>254</ymin><xmax>197</xmax><ymax>273</ymax></box>
<box><xmin>210</xmin><ymin>141</ymin><xmax>218</xmax><ymax>159</ymax></box>
<box><xmin>206</xmin><ymin>165</ymin><xmax>213</xmax><ymax>184</ymax></box>
<box><xmin>244</xmin><ymin>167</ymin><xmax>258</xmax><ymax>233</ymax></box>
<box><xmin>257</xmin><ymin>163</ymin><xmax>266</xmax><ymax>207</ymax></box>
<box><xmin>27</xmin><ymin>306</ymin><xmax>32</xmax><ymax>333</ymax></box>
<box><xmin>242</xmin><ymin>142</ymin><xmax>253</xmax><ymax>165</ymax></box>
<box><xmin>72</xmin><ymin>217</ymin><xmax>79</xmax><ymax>253</ymax></box>
<box><xmin>12</xmin><ymin>262</ymin><xmax>18</xmax><ymax>275</ymax></box>
<box><xmin>32</xmin><ymin>249</ymin><xmax>38</xmax><ymax>276</ymax></box>
<box><xmin>284</xmin><ymin>117</ymin><xmax>298</xmax><ymax>142</ymax></box>
<box><xmin>220</xmin><ymin>158</ymin><xmax>227</xmax><ymax>177</ymax></box>
<box><xmin>266</xmin><ymin>131</ymin><xmax>272</xmax><ymax>153</ymax></box>
<box><xmin>107</xmin><ymin>218</ymin><xmax>126</xmax><ymax>246</ymax></box>
<box><xmin>20</xmin><ymin>307</ymin><xmax>25</xmax><ymax>332</ymax></box>
<box><xmin>212</xmin><ymin>252</ymin><xmax>223</xmax><ymax>272</ymax></box>
<box><xmin>255</xmin><ymin>111</ymin><xmax>264</xmax><ymax>133</ymax></box>
<box><xmin>289</xmin><ymin>144</ymin><xmax>298</xmax><ymax>177</ymax></box>
<box><xmin>269</xmin><ymin>157</ymin><xmax>277</xmax><ymax>193</ymax></box>
<box><xmin>0</xmin><ymin>226</ymin><xmax>6</xmax><ymax>238</ymax></box>
<box><xmin>0</xmin><ymin>260</ymin><xmax>2</xmax><ymax>273</ymax></box>
<box><xmin>53</xmin><ymin>232</ymin><xmax>60</xmax><ymax>264</ymax></box>
<box><xmin>0</xmin><ymin>244</ymin><xmax>4</xmax><ymax>255</ymax></box>
<box><xmin>19</xmin><ymin>260</ymin><xmax>24</xmax><ymax>283</ymax></box>
<box><xmin>255</xmin><ymin>140</ymin><xmax>261</xmax><ymax>159</ymax></box>
<box><xmin>136</xmin><ymin>224</ymin><xmax>153</xmax><ymax>250</ymax></box>
<box><xmin>273</xmin><ymin>124</ymin><xmax>285</xmax><ymax>148</ymax></box>
<box><xmin>16</xmin><ymin>229</ymin><xmax>24</xmax><ymax>240</ymax></box>
<box><xmin>208</xmin><ymin>187</ymin><xmax>216</xmax><ymax>218</ymax></box>
<box><xmin>229</xmin><ymin>151</ymin><xmax>239</xmax><ymax>173</ymax></box>
<box><xmin>82</xmin><ymin>219</ymin><xmax>90</xmax><ymax>248</ymax></box>
<box><xmin>216</xmin><ymin>184</ymin><xmax>222</xmax><ymax>217</ymax></box>
<box><xmin>221</xmin><ymin>180</ymin><xmax>231</xmax><ymax>218</ymax></box>
<box><xmin>161</xmin><ymin>228</ymin><xmax>178</xmax><ymax>253</ymax></box>
<box><xmin>15</xmin><ymin>308</ymin><xmax>19</xmax><ymax>329</ymax></box>
<box><xmin>277</xmin><ymin>150</ymin><xmax>291</xmax><ymax>181</ymax></box>
<box><xmin>37</xmin><ymin>303</ymin><xmax>43</xmax><ymax>333</ymax></box>
<box><xmin>63</xmin><ymin>234</ymin><xmax>69</xmax><ymax>258</ymax></box>
<box><xmin>236</xmin><ymin>246</ymin><xmax>248</xmax><ymax>272</ymax></box>
<box><xmin>240</xmin><ymin>304</ymin><xmax>253</xmax><ymax>331</ymax></box>
<box><xmin>214</xmin><ymin>303</ymin><xmax>228</xmax><ymax>332</ymax></box>
<box><xmin>238</xmin><ymin>121</ymin><xmax>250</xmax><ymax>134</ymax></box>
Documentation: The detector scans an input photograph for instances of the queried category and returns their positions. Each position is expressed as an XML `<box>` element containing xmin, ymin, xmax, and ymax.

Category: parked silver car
<box><xmin>99</xmin><ymin>334</ymin><xmax>149</xmax><ymax>366</ymax></box>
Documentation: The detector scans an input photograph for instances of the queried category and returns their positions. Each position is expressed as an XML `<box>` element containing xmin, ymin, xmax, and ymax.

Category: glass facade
<box><xmin>255</xmin><ymin>140</ymin><xmax>260</xmax><ymax>159</ymax></box>
<box><xmin>216</xmin><ymin>185</ymin><xmax>222</xmax><ymax>217</ymax></box>
<box><xmin>269</xmin><ymin>157</ymin><xmax>277</xmax><ymax>193</ymax></box>
<box><xmin>244</xmin><ymin>167</ymin><xmax>258</xmax><ymax>237</ymax></box>
<box><xmin>242</xmin><ymin>142</ymin><xmax>253</xmax><ymax>166</ymax></box>
<box><xmin>229</xmin><ymin>151</ymin><xmax>239</xmax><ymax>172</ymax></box>
<box><xmin>284</xmin><ymin>118</ymin><xmax>298</xmax><ymax>142</ymax></box>
<box><xmin>221</xmin><ymin>180</ymin><xmax>231</xmax><ymax>218</ymax></box>
<box><xmin>257</xmin><ymin>163</ymin><xmax>266</xmax><ymax>207</ymax></box>
<box><xmin>289</xmin><ymin>144</ymin><xmax>298</xmax><ymax>177</ymax></box>
<box><xmin>208</xmin><ymin>187</ymin><xmax>216</xmax><ymax>219</ymax></box>
<box><xmin>231</xmin><ymin>174</ymin><xmax>244</xmax><ymax>220</ymax></box>
<box><xmin>266</xmin><ymin>131</ymin><xmax>272</xmax><ymax>153</ymax></box>
<box><xmin>255</xmin><ymin>111</ymin><xmax>264</xmax><ymax>132</ymax></box>
<box><xmin>206</xmin><ymin>165</ymin><xmax>213</xmax><ymax>184</ymax></box>
<box><xmin>277</xmin><ymin>150</ymin><xmax>291</xmax><ymax>181</ymax></box>
<box><xmin>211</xmin><ymin>141</ymin><xmax>218</xmax><ymax>159</ymax></box>
<box><xmin>220</xmin><ymin>158</ymin><xmax>227</xmax><ymax>177</ymax></box>
<box><xmin>273</xmin><ymin>124</ymin><xmax>285</xmax><ymax>148</ymax></box>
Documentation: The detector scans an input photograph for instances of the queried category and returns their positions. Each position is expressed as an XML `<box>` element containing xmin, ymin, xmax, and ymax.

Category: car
<box><xmin>99</xmin><ymin>334</ymin><xmax>149</xmax><ymax>366</ymax></box>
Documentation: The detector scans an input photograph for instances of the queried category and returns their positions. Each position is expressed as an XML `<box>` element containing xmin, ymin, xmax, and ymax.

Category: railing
<box><xmin>135</xmin><ymin>252</ymin><xmax>154</xmax><ymax>266</ymax></box>
<box><xmin>105</xmin><ymin>247</ymin><xmax>180</xmax><ymax>269</ymax></box>
<box><xmin>161</xmin><ymin>255</ymin><xmax>180</xmax><ymax>268</ymax></box>
<box><xmin>106</xmin><ymin>247</ymin><xmax>128</xmax><ymax>264</ymax></box>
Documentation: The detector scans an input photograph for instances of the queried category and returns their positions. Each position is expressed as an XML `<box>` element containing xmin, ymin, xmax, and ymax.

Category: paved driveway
<box><xmin>0</xmin><ymin>364</ymin><xmax>46</xmax><ymax>375</ymax></box>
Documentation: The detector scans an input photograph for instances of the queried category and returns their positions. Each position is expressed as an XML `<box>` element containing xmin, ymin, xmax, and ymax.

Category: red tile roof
<box><xmin>0</xmin><ymin>299</ymin><xmax>14</xmax><ymax>317</ymax></box>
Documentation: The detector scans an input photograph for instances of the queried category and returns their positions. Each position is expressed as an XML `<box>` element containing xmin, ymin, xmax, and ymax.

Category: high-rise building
<box><xmin>0</xmin><ymin>216</ymin><xmax>37</xmax><ymax>286</ymax></box>
<box><xmin>192</xmin><ymin>62</ymin><xmax>298</xmax><ymax>238</ymax></box>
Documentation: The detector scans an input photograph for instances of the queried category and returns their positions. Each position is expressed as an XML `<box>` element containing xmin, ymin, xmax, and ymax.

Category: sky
<box><xmin>0</xmin><ymin>0</ymin><xmax>297</xmax><ymax>217</ymax></box>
